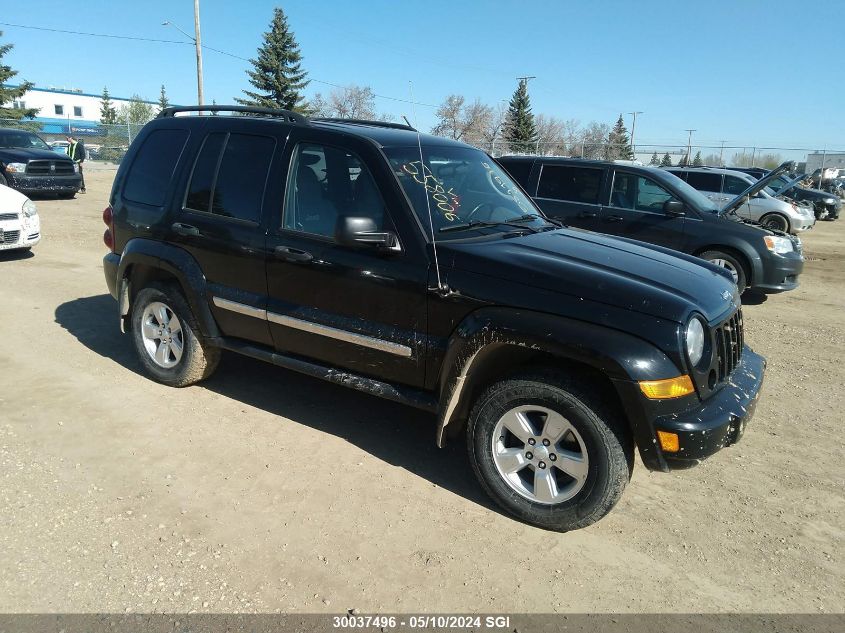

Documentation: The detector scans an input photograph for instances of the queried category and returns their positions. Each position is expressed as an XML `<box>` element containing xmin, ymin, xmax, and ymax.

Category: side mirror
<box><xmin>335</xmin><ymin>216</ymin><xmax>399</xmax><ymax>250</ymax></box>
<box><xmin>664</xmin><ymin>199</ymin><xmax>686</xmax><ymax>216</ymax></box>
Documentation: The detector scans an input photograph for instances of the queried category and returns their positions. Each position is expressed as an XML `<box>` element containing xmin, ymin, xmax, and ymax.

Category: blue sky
<box><xmin>3</xmin><ymin>0</ymin><xmax>843</xmax><ymax>153</ymax></box>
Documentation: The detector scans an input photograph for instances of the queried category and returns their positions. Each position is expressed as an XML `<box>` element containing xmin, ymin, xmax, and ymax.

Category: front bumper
<box><xmin>6</xmin><ymin>173</ymin><xmax>81</xmax><ymax>193</ymax></box>
<box><xmin>754</xmin><ymin>250</ymin><xmax>803</xmax><ymax>293</ymax></box>
<box><xmin>0</xmin><ymin>213</ymin><xmax>41</xmax><ymax>250</ymax></box>
<box><xmin>790</xmin><ymin>214</ymin><xmax>816</xmax><ymax>232</ymax></box>
<box><xmin>657</xmin><ymin>348</ymin><xmax>765</xmax><ymax>469</ymax></box>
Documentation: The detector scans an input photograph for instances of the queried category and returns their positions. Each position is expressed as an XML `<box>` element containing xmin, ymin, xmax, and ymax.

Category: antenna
<box><xmin>409</xmin><ymin>81</ymin><xmax>445</xmax><ymax>293</ymax></box>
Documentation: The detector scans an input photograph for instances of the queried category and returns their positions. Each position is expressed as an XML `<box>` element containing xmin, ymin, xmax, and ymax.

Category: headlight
<box><xmin>764</xmin><ymin>235</ymin><xmax>794</xmax><ymax>254</ymax></box>
<box><xmin>72</xmin><ymin>163</ymin><xmax>79</xmax><ymax>173</ymax></box>
<box><xmin>685</xmin><ymin>317</ymin><xmax>706</xmax><ymax>367</ymax></box>
<box><xmin>825</xmin><ymin>198</ymin><xmax>837</xmax><ymax>205</ymax></box>
<box><xmin>22</xmin><ymin>199</ymin><xmax>37</xmax><ymax>218</ymax></box>
<box><xmin>4</xmin><ymin>162</ymin><xmax>26</xmax><ymax>174</ymax></box>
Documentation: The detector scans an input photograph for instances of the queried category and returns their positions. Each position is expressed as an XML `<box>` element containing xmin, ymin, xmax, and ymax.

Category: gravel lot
<box><xmin>0</xmin><ymin>165</ymin><xmax>842</xmax><ymax>614</ymax></box>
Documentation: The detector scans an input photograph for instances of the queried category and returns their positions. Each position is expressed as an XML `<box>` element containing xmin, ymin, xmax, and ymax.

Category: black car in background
<box><xmin>0</xmin><ymin>128</ymin><xmax>82</xmax><ymax>197</ymax></box>
<box><xmin>766</xmin><ymin>173</ymin><xmax>841</xmax><ymax>220</ymax></box>
<box><xmin>498</xmin><ymin>156</ymin><xmax>803</xmax><ymax>294</ymax></box>
<box><xmin>100</xmin><ymin>105</ymin><xmax>766</xmax><ymax>532</ymax></box>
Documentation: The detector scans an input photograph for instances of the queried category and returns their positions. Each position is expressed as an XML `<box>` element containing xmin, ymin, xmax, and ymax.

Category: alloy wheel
<box><xmin>140</xmin><ymin>301</ymin><xmax>184</xmax><ymax>369</ymax></box>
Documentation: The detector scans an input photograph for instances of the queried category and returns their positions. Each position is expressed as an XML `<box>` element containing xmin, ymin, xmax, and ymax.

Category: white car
<box><xmin>0</xmin><ymin>184</ymin><xmax>41</xmax><ymax>252</ymax></box>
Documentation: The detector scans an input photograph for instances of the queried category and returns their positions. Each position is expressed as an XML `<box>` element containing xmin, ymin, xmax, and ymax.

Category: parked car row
<box><xmin>498</xmin><ymin>155</ymin><xmax>803</xmax><ymax>294</ymax></box>
<box><xmin>99</xmin><ymin>105</ymin><xmax>769</xmax><ymax>533</ymax></box>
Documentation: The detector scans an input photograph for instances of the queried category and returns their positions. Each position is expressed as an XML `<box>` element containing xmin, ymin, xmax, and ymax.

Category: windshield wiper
<box><xmin>438</xmin><ymin>214</ymin><xmax>546</xmax><ymax>234</ymax></box>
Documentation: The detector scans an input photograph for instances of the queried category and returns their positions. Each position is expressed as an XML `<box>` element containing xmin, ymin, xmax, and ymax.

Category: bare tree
<box><xmin>431</xmin><ymin>95</ymin><xmax>492</xmax><ymax>142</ymax></box>
<box><xmin>580</xmin><ymin>122</ymin><xmax>610</xmax><ymax>159</ymax></box>
<box><xmin>534</xmin><ymin>114</ymin><xmax>567</xmax><ymax>155</ymax></box>
<box><xmin>310</xmin><ymin>84</ymin><xmax>391</xmax><ymax>121</ymax></box>
<box><xmin>481</xmin><ymin>102</ymin><xmax>507</xmax><ymax>153</ymax></box>
<box><xmin>701</xmin><ymin>153</ymin><xmax>723</xmax><ymax>167</ymax></box>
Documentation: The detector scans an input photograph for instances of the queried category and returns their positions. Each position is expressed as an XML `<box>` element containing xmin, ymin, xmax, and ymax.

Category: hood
<box><xmin>0</xmin><ymin>147</ymin><xmax>73</xmax><ymax>162</ymax></box>
<box><xmin>721</xmin><ymin>161</ymin><xmax>796</xmax><ymax>215</ymax></box>
<box><xmin>441</xmin><ymin>228</ymin><xmax>738</xmax><ymax>325</ymax></box>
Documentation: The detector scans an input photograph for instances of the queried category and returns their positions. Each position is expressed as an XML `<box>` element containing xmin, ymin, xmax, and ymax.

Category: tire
<box><xmin>759</xmin><ymin>213</ymin><xmax>790</xmax><ymax>233</ymax></box>
<box><xmin>131</xmin><ymin>283</ymin><xmax>220</xmax><ymax>387</ymax></box>
<box><xmin>467</xmin><ymin>370</ymin><xmax>633</xmax><ymax>532</ymax></box>
<box><xmin>698</xmin><ymin>249</ymin><xmax>748</xmax><ymax>294</ymax></box>
<box><xmin>58</xmin><ymin>192</ymin><xmax>76</xmax><ymax>199</ymax></box>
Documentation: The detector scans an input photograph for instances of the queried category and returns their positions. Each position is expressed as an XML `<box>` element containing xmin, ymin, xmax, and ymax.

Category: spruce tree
<box><xmin>692</xmin><ymin>150</ymin><xmax>703</xmax><ymax>167</ymax></box>
<box><xmin>100</xmin><ymin>87</ymin><xmax>118</xmax><ymax>124</ymax></box>
<box><xmin>158</xmin><ymin>85</ymin><xmax>170</xmax><ymax>112</ymax></box>
<box><xmin>236</xmin><ymin>7</ymin><xmax>309</xmax><ymax>112</ymax></box>
<box><xmin>660</xmin><ymin>152</ymin><xmax>673</xmax><ymax>167</ymax></box>
<box><xmin>0</xmin><ymin>31</ymin><xmax>39</xmax><ymax>119</ymax></box>
<box><xmin>504</xmin><ymin>79</ymin><xmax>537</xmax><ymax>153</ymax></box>
<box><xmin>649</xmin><ymin>151</ymin><xmax>659</xmax><ymax>166</ymax></box>
<box><xmin>607</xmin><ymin>114</ymin><xmax>634</xmax><ymax>160</ymax></box>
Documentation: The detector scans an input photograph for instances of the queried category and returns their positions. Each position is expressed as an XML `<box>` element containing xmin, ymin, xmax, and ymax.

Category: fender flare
<box><xmin>116</xmin><ymin>238</ymin><xmax>220</xmax><ymax>338</ymax></box>
<box><xmin>693</xmin><ymin>239</ymin><xmax>764</xmax><ymax>287</ymax></box>
<box><xmin>434</xmin><ymin>307</ymin><xmax>681</xmax><ymax>452</ymax></box>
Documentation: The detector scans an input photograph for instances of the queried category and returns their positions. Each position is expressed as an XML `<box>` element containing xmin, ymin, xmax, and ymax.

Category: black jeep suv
<box><xmin>498</xmin><ymin>156</ymin><xmax>804</xmax><ymax>294</ymax></box>
<box><xmin>102</xmin><ymin>106</ymin><xmax>765</xmax><ymax>532</ymax></box>
<box><xmin>0</xmin><ymin>128</ymin><xmax>82</xmax><ymax>197</ymax></box>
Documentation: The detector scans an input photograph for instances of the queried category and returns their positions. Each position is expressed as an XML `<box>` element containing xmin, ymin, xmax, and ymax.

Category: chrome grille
<box><xmin>0</xmin><ymin>213</ymin><xmax>18</xmax><ymax>221</ymax></box>
<box><xmin>25</xmin><ymin>160</ymin><xmax>75</xmax><ymax>175</ymax></box>
<box><xmin>1</xmin><ymin>230</ymin><xmax>21</xmax><ymax>244</ymax></box>
<box><xmin>714</xmin><ymin>309</ymin><xmax>744</xmax><ymax>382</ymax></box>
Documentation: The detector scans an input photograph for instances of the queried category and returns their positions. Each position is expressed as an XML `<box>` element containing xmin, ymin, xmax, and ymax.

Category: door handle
<box><xmin>605</xmin><ymin>215</ymin><xmax>624</xmax><ymax>223</ymax></box>
<box><xmin>274</xmin><ymin>245</ymin><xmax>313</xmax><ymax>263</ymax></box>
<box><xmin>576</xmin><ymin>211</ymin><xmax>597</xmax><ymax>219</ymax></box>
<box><xmin>171</xmin><ymin>222</ymin><xmax>201</xmax><ymax>237</ymax></box>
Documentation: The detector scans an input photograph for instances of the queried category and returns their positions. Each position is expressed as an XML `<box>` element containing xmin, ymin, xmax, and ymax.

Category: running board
<box><xmin>212</xmin><ymin>337</ymin><xmax>438</xmax><ymax>413</ymax></box>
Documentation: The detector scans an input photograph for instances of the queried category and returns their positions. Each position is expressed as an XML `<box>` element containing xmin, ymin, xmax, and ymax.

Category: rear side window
<box><xmin>499</xmin><ymin>160</ymin><xmax>533</xmax><ymax>189</ymax></box>
<box><xmin>684</xmin><ymin>172</ymin><xmax>722</xmax><ymax>192</ymax></box>
<box><xmin>184</xmin><ymin>132</ymin><xmax>276</xmax><ymax>223</ymax></box>
<box><xmin>723</xmin><ymin>175</ymin><xmax>751</xmax><ymax>195</ymax></box>
<box><xmin>124</xmin><ymin>129</ymin><xmax>189</xmax><ymax>206</ymax></box>
<box><xmin>537</xmin><ymin>164</ymin><xmax>603</xmax><ymax>204</ymax></box>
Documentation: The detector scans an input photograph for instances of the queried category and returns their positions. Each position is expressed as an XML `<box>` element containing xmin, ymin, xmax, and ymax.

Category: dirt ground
<box><xmin>0</xmin><ymin>165</ymin><xmax>842</xmax><ymax>615</ymax></box>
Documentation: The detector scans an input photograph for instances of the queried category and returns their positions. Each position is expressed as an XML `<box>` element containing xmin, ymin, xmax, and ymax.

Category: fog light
<box><xmin>657</xmin><ymin>430</ymin><xmax>680</xmax><ymax>453</ymax></box>
<box><xmin>638</xmin><ymin>375</ymin><xmax>695</xmax><ymax>399</ymax></box>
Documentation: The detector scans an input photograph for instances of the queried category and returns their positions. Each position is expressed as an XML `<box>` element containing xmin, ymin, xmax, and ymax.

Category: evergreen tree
<box><xmin>692</xmin><ymin>150</ymin><xmax>703</xmax><ymax>167</ymax></box>
<box><xmin>0</xmin><ymin>31</ymin><xmax>39</xmax><ymax>119</ymax></box>
<box><xmin>504</xmin><ymin>78</ymin><xmax>538</xmax><ymax>153</ymax></box>
<box><xmin>606</xmin><ymin>114</ymin><xmax>634</xmax><ymax>160</ymax></box>
<box><xmin>649</xmin><ymin>151</ymin><xmax>660</xmax><ymax>166</ymax></box>
<box><xmin>158</xmin><ymin>85</ymin><xmax>170</xmax><ymax>112</ymax></box>
<box><xmin>100</xmin><ymin>86</ymin><xmax>118</xmax><ymax>124</ymax></box>
<box><xmin>236</xmin><ymin>7</ymin><xmax>309</xmax><ymax>112</ymax></box>
<box><xmin>660</xmin><ymin>152</ymin><xmax>673</xmax><ymax>167</ymax></box>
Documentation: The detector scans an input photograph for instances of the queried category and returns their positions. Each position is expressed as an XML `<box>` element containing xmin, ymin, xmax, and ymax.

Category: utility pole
<box><xmin>684</xmin><ymin>129</ymin><xmax>696</xmax><ymax>164</ymax></box>
<box><xmin>163</xmin><ymin>1</ymin><xmax>204</xmax><ymax>106</ymax></box>
<box><xmin>515</xmin><ymin>75</ymin><xmax>537</xmax><ymax>84</ymax></box>
<box><xmin>719</xmin><ymin>140</ymin><xmax>726</xmax><ymax>166</ymax></box>
<box><xmin>629</xmin><ymin>111</ymin><xmax>643</xmax><ymax>156</ymax></box>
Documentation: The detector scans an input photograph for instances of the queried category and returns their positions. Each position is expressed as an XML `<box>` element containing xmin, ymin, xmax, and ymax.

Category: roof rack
<box><xmin>157</xmin><ymin>105</ymin><xmax>308</xmax><ymax>125</ymax></box>
<box><xmin>312</xmin><ymin>117</ymin><xmax>416</xmax><ymax>132</ymax></box>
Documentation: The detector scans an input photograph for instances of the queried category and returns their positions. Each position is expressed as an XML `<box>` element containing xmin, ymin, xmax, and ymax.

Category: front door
<box><xmin>264</xmin><ymin>130</ymin><xmax>429</xmax><ymax>388</ymax></box>
<box><xmin>601</xmin><ymin>170</ymin><xmax>685</xmax><ymax>249</ymax></box>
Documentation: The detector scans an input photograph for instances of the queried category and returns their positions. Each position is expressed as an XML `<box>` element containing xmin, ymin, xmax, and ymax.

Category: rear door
<box><xmin>601</xmin><ymin>169</ymin><xmax>685</xmax><ymax>249</ymax></box>
<box><xmin>264</xmin><ymin>128</ymin><xmax>429</xmax><ymax>388</ymax></box>
<box><xmin>169</xmin><ymin>119</ymin><xmax>283</xmax><ymax>346</ymax></box>
<box><xmin>533</xmin><ymin>162</ymin><xmax>607</xmax><ymax>231</ymax></box>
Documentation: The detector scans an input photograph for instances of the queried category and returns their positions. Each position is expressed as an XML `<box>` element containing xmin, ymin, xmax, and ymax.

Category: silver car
<box><xmin>666</xmin><ymin>167</ymin><xmax>816</xmax><ymax>233</ymax></box>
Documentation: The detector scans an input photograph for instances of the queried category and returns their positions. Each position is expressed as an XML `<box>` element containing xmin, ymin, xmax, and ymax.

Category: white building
<box><xmin>3</xmin><ymin>85</ymin><xmax>158</xmax><ymax>137</ymax></box>
<box><xmin>805</xmin><ymin>152</ymin><xmax>845</xmax><ymax>175</ymax></box>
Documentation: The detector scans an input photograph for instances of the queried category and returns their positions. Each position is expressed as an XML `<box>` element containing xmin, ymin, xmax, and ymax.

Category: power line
<box><xmin>0</xmin><ymin>20</ymin><xmax>437</xmax><ymax>108</ymax></box>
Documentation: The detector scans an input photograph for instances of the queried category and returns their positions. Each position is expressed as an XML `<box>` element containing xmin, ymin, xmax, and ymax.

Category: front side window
<box><xmin>685</xmin><ymin>172</ymin><xmax>722</xmax><ymax>192</ymax></box>
<box><xmin>610</xmin><ymin>173</ymin><xmax>678</xmax><ymax>212</ymax></box>
<box><xmin>723</xmin><ymin>175</ymin><xmax>751</xmax><ymax>195</ymax></box>
<box><xmin>383</xmin><ymin>145</ymin><xmax>545</xmax><ymax>239</ymax></box>
<box><xmin>184</xmin><ymin>132</ymin><xmax>275</xmax><ymax>223</ymax></box>
<box><xmin>537</xmin><ymin>164</ymin><xmax>602</xmax><ymax>204</ymax></box>
<box><xmin>283</xmin><ymin>143</ymin><xmax>387</xmax><ymax>238</ymax></box>
<box><xmin>123</xmin><ymin>129</ymin><xmax>189</xmax><ymax>206</ymax></box>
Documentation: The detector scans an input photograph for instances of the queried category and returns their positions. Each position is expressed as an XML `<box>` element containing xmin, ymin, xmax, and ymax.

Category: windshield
<box><xmin>0</xmin><ymin>131</ymin><xmax>51</xmax><ymax>151</ymax></box>
<box><xmin>655</xmin><ymin>169</ymin><xmax>720</xmax><ymax>214</ymax></box>
<box><xmin>383</xmin><ymin>145</ymin><xmax>549</xmax><ymax>238</ymax></box>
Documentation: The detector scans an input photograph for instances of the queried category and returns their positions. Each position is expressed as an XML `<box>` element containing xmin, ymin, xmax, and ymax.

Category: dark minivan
<box><xmin>498</xmin><ymin>156</ymin><xmax>804</xmax><ymax>294</ymax></box>
<box><xmin>102</xmin><ymin>106</ymin><xmax>766</xmax><ymax>532</ymax></box>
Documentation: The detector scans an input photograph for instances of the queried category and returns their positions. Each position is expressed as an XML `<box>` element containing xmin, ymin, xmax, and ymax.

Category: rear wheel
<box><xmin>131</xmin><ymin>284</ymin><xmax>220</xmax><ymax>387</ymax></box>
<box><xmin>698</xmin><ymin>249</ymin><xmax>748</xmax><ymax>293</ymax></box>
<box><xmin>467</xmin><ymin>371</ymin><xmax>633</xmax><ymax>532</ymax></box>
<box><xmin>760</xmin><ymin>213</ymin><xmax>790</xmax><ymax>232</ymax></box>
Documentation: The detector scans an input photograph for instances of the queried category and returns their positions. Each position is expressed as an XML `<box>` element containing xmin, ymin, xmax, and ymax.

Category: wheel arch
<box><xmin>693</xmin><ymin>243</ymin><xmax>758</xmax><ymax>287</ymax></box>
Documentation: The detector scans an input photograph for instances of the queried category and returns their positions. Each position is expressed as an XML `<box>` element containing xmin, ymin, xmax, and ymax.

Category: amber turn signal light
<box><xmin>657</xmin><ymin>430</ymin><xmax>680</xmax><ymax>453</ymax></box>
<box><xmin>638</xmin><ymin>375</ymin><xmax>695</xmax><ymax>399</ymax></box>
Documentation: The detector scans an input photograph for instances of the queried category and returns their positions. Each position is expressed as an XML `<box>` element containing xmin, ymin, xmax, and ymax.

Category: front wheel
<box><xmin>698</xmin><ymin>250</ymin><xmax>748</xmax><ymax>294</ymax></box>
<box><xmin>760</xmin><ymin>213</ymin><xmax>790</xmax><ymax>233</ymax></box>
<box><xmin>467</xmin><ymin>371</ymin><xmax>633</xmax><ymax>532</ymax></box>
<box><xmin>131</xmin><ymin>284</ymin><xmax>220</xmax><ymax>387</ymax></box>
